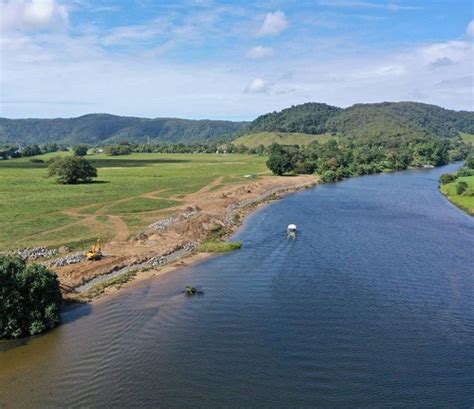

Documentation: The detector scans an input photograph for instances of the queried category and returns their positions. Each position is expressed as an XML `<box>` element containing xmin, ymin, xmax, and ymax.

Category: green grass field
<box><xmin>460</xmin><ymin>132</ymin><xmax>474</xmax><ymax>145</ymax></box>
<box><xmin>440</xmin><ymin>175</ymin><xmax>474</xmax><ymax>215</ymax></box>
<box><xmin>0</xmin><ymin>153</ymin><xmax>268</xmax><ymax>251</ymax></box>
<box><xmin>232</xmin><ymin>132</ymin><xmax>335</xmax><ymax>148</ymax></box>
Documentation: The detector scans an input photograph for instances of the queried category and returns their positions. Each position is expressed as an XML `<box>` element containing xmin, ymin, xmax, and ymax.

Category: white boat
<box><xmin>287</xmin><ymin>224</ymin><xmax>297</xmax><ymax>235</ymax></box>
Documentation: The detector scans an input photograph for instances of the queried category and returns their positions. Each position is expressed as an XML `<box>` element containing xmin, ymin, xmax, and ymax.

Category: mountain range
<box><xmin>1</xmin><ymin>102</ymin><xmax>472</xmax><ymax>146</ymax></box>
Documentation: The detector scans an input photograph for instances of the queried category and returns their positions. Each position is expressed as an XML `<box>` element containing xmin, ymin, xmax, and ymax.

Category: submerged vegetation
<box><xmin>0</xmin><ymin>255</ymin><xmax>62</xmax><ymax>339</ymax></box>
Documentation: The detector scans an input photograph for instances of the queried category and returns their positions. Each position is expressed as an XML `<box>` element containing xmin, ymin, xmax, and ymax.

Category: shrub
<box><xmin>439</xmin><ymin>173</ymin><xmax>457</xmax><ymax>185</ymax></box>
<box><xmin>321</xmin><ymin>170</ymin><xmax>337</xmax><ymax>183</ymax></box>
<box><xmin>465</xmin><ymin>155</ymin><xmax>474</xmax><ymax>169</ymax></box>
<box><xmin>0</xmin><ymin>256</ymin><xmax>62</xmax><ymax>339</ymax></box>
<box><xmin>104</xmin><ymin>144</ymin><xmax>131</xmax><ymax>156</ymax></box>
<box><xmin>48</xmin><ymin>156</ymin><xmax>98</xmax><ymax>184</ymax></box>
<box><xmin>73</xmin><ymin>145</ymin><xmax>88</xmax><ymax>156</ymax></box>
<box><xmin>457</xmin><ymin>181</ymin><xmax>468</xmax><ymax>195</ymax></box>
<box><xmin>294</xmin><ymin>162</ymin><xmax>315</xmax><ymax>174</ymax></box>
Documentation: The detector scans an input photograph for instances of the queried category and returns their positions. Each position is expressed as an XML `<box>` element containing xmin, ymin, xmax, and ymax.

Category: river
<box><xmin>1</xmin><ymin>164</ymin><xmax>473</xmax><ymax>408</ymax></box>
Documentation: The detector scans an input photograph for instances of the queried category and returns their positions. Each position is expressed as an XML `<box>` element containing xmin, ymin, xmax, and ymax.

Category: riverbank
<box><xmin>57</xmin><ymin>174</ymin><xmax>318</xmax><ymax>303</ymax></box>
<box><xmin>439</xmin><ymin>175</ymin><xmax>474</xmax><ymax>216</ymax></box>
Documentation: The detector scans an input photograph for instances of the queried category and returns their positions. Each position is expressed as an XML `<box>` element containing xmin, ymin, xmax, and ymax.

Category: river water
<box><xmin>1</xmin><ymin>164</ymin><xmax>473</xmax><ymax>408</ymax></box>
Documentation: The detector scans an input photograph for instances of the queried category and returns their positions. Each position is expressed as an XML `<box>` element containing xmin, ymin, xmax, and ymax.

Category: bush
<box><xmin>321</xmin><ymin>170</ymin><xmax>337</xmax><ymax>183</ymax></box>
<box><xmin>29</xmin><ymin>158</ymin><xmax>45</xmax><ymax>164</ymax></box>
<box><xmin>439</xmin><ymin>173</ymin><xmax>457</xmax><ymax>185</ymax></box>
<box><xmin>73</xmin><ymin>145</ymin><xmax>88</xmax><ymax>156</ymax></box>
<box><xmin>456</xmin><ymin>168</ymin><xmax>474</xmax><ymax>177</ymax></box>
<box><xmin>0</xmin><ymin>256</ymin><xmax>62</xmax><ymax>339</ymax></box>
<box><xmin>48</xmin><ymin>156</ymin><xmax>98</xmax><ymax>184</ymax></box>
<box><xmin>294</xmin><ymin>162</ymin><xmax>315</xmax><ymax>174</ymax></box>
<box><xmin>104</xmin><ymin>144</ymin><xmax>131</xmax><ymax>156</ymax></box>
<box><xmin>457</xmin><ymin>181</ymin><xmax>468</xmax><ymax>195</ymax></box>
<box><xmin>465</xmin><ymin>155</ymin><xmax>474</xmax><ymax>169</ymax></box>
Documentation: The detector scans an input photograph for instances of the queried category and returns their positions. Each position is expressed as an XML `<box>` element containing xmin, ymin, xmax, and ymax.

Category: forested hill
<box><xmin>0</xmin><ymin>114</ymin><xmax>247</xmax><ymax>145</ymax></box>
<box><xmin>247</xmin><ymin>102</ymin><xmax>474</xmax><ymax>139</ymax></box>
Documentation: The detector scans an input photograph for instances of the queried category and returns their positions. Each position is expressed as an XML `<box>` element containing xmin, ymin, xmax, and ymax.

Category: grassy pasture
<box><xmin>0</xmin><ymin>153</ymin><xmax>268</xmax><ymax>251</ymax></box>
<box><xmin>232</xmin><ymin>132</ymin><xmax>334</xmax><ymax>148</ymax></box>
<box><xmin>460</xmin><ymin>132</ymin><xmax>474</xmax><ymax>146</ymax></box>
<box><xmin>440</xmin><ymin>175</ymin><xmax>474</xmax><ymax>216</ymax></box>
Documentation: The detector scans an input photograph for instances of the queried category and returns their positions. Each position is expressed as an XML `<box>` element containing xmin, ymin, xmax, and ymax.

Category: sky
<box><xmin>0</xmin><ymin>0</ymin><xmax>473</xmax><ymax>120</ymax></box>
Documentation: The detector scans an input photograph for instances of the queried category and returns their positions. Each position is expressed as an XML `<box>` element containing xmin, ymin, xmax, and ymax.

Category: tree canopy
<box><xmin>48</xmin><ymin>156</ymin><xmax>98</xmax><ymax>184</ymax></box>
<box><xmin>0</xmin><ymin>255</ymin><xmax>62</xmax><ymax>339</ymax></box>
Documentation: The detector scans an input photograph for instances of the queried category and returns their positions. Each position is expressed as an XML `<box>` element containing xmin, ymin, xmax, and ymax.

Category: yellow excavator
<box><xmin>86</xmin><ymin>239</ymin><xmax>103</xmax><ymax>261</ymax></box>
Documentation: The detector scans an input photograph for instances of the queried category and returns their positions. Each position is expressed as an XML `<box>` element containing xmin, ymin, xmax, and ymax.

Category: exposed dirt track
<box><xmin>53</xmin><ymin>174</ymin><xmax>318</xmax><ymax>293</ymax></box>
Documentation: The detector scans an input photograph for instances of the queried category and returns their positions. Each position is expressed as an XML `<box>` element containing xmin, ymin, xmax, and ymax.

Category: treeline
<box><xmin>0</xmin><ymin>143</ymin><xmax>68</xmax><ymax>160</ymax></box>
<box><xmin>98</xmin><ymin>142</ymin><xmax>228</xmax><ymax>155</ymax></box>
<box><xmin>265</xmin><ymin>136</ymin><xmax>469</xmax><ymax>182</ymax></box>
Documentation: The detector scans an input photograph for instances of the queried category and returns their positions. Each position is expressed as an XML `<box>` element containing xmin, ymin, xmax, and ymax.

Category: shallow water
<box><xmin>1</xmin><ymin>164</ymin><xmax>473</xmax><ymax>408</ymax></box>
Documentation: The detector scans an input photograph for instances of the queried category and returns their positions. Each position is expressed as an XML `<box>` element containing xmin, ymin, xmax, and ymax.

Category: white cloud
<box><xmin>467</xmin><ymin>20</ymin><xmax>474</xmax><ymax>37</ymax></box>
<box><xmin>246</xmin><ymin>46</ymin><xmax>274</xmax><ymax>59</ymax></box>
<box><xmin>257</xmin><ymin>10</ymin><xmax>287</xmax><ymax>37</ymax></box>
<box><xmin>245</xmin><ymin>78</ymin><xmax>269</xmax><ymax>93</ymax></box>
<box><xmin>1</xmin><ymin>0</ymin><xmax>68</xmax><ymax>31</ymax></box>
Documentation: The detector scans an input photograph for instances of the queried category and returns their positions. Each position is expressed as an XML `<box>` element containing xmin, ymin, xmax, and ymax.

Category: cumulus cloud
<box><xmin>467</xmin><ymin>20</ymin><xmax>474</xmax><ymax>36</ymax></box>
<box><xmin>257</xmin><ymin>11</ymin><xmax>287</xmax><ymax>37</ymax></box>
<box><xmin>246</xmin><ymin>46</ymin><xmax>274</xmax><ymax>59</ymax></box>
<box><xmin>1</xmin><ymin>0</ymin><xmax>68</xmax><ymax>31</ymax></box>
<box><xmin>245</xmin><ymin>78</ymin><xmax>269</xmax><ymax>93</ymax></box>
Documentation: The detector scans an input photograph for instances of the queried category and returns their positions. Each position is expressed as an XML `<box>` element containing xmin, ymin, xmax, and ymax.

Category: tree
<box><xmin>48</xmin><ymin>156</ymin><xmax>98</xmax><ymax>184</ymax></box>
<box><xmin>22</xmin><ymin>144</ymin><xmax>42</xmax><ymax>157</ymax></box>
<box><xmin>0</xmin><ymin>255</ymin><xmax>62</xmax><ymax>339</ymax></box>
<box><xmin>73</xmin><ymin>145</ymin><xmax>88</xmax><ymax>156</ymax></box>
<box><xmin>266</xmin><ymin>145</ymin><xmax>294</xmax><ymax>175</ymax></box>
<box><xmin>465</xmin><ymin>155</ymin><xmax>474</xmax><ymax>169</ymax></box>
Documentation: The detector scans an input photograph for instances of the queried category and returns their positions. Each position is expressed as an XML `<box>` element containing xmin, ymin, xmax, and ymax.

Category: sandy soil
<box><xmin>55</xmin><ymin>174</ymin><xmax>318</xmax><ymax>299</ymax></box>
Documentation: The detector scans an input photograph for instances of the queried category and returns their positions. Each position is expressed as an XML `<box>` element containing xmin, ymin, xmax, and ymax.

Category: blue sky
<box><xmin>1</xmin><ymin>0</ymin><xmax>473</xmax><ymax>119</ymax></box>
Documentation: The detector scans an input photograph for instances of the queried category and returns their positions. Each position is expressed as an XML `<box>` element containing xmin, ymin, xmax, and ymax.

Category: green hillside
<box><xmin>232</xmin><ymin>132</ymin><xmax>334</xmax><ymax>148</ymax></box>
<box><xmin>245</xmin><ymin>101</ymin><xmax>474</xmax><ymax>141</ymax></box>
<box><xmin>0</xmin><ymin>114</ymin><xmax>247</xmax><ymax>146</ymax></box>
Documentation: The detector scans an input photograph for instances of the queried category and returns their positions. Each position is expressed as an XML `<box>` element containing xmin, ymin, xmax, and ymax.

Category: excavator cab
<box><xmin>86</xmin><ymin>239</ymin><xmax>103</xmax><ymax>261</ymax></box>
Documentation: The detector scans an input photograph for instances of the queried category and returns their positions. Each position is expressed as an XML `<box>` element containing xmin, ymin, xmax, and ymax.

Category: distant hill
<box><xmin>244</xmin><ymin>101</ymin><xmax>474</xmax><ymax>142</ymax></box>
<box><xmin>2</xmin><ymin>102</ymin><xmax>472</xmax><ymax>147</ymax></box>
<box><xmin>0</xmin><ymin>114</ymin><xmax>247</xmax><ymax>146</ymax></box>
<box><xmin>233</xmin><ymin>132</ymin><xmax>334</xmax><ymax>148</ymax></box>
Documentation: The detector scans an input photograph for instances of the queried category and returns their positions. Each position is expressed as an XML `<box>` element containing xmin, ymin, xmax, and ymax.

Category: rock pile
<box><xmin>149</xmin><ymin>207</ymin><xmax>201</xmax><ymax>231</ymax></box>
<box><xmin>50</xmin><ymin>253</ymin><xmax>86</xmax><ymax>267</ymax></box>
<box><xmin>146</xmin><ymin>242</ymin><xmax>198</xmax><ymax>267</ymax></box>
<box><xmin>9</xmin><ymin>247</ymin><xmax>58</xmax><ymax>260</ymax></box>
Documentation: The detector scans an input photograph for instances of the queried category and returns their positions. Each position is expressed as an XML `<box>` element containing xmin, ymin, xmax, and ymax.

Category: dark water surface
<box><xmin>1</xmin><ymin>164</ymin><xmax>473</xmax><ymax>408</ymax></box>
